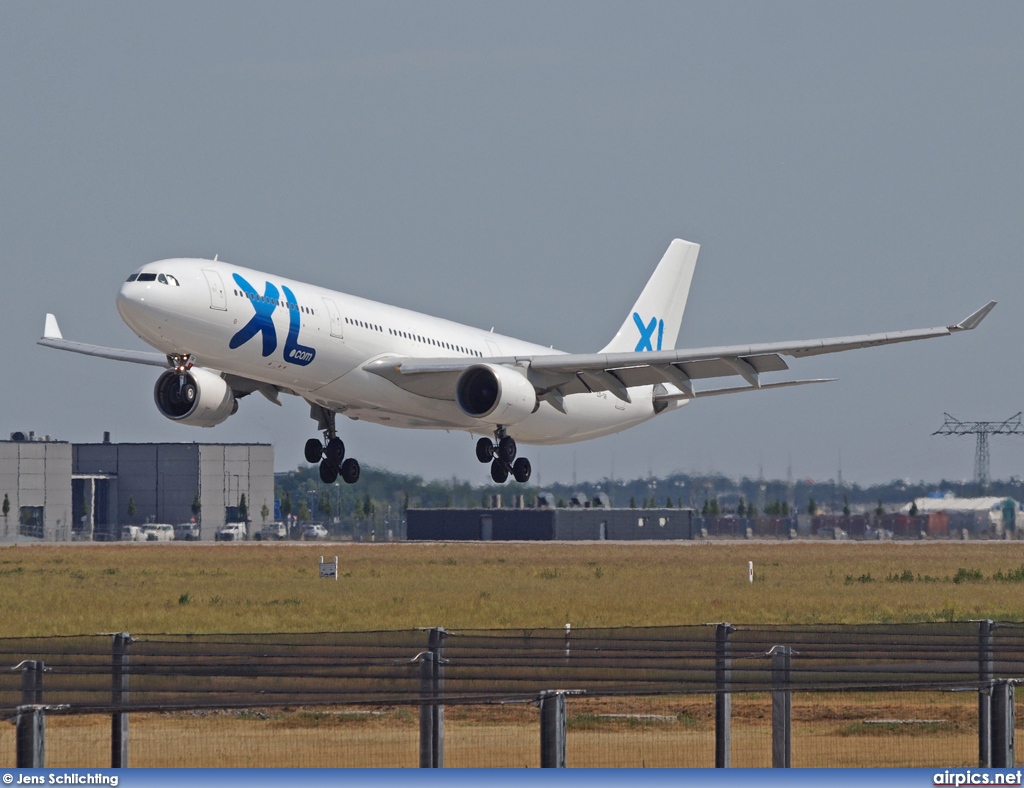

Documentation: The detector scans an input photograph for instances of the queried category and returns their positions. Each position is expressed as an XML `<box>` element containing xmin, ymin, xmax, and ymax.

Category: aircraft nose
<box><xmin>116</xmin><ymin>277</ymin><xmax>147</xmax><ymax>329</ymax></box>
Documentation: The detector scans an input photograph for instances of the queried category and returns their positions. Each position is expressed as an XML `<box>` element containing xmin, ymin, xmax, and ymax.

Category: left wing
<box><xmin>366</xmin><ymin>301</ymin><xmax>996</xmax><ymax>405</ymax></box>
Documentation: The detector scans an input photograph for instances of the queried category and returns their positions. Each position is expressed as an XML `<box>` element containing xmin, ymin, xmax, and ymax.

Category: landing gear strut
<box><xmin>307</xmin><ymin>405</ymin><xmax>361</xmax><ymax>485</ymax></box>
<box><xmin>476</xmin><ymin>427</ymin><xmax>531</xmax><ymax>484</ymax></box>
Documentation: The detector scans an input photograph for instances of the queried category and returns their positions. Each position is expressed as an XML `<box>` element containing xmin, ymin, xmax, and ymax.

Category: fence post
<box><xmin>978</xmin><ymin>620</ymin><xmax>994</xmax><ymax>767</ymax></box>
<box><xmin>111</xmin><ymin>632</ymin><xmax>132</xmax><ymax>768</ymax></box>
<box><xmin>991</xmin><ymin>680</ymin><xmax>1015</xmax><ymax>768</ymax></box>
<box><xmin>429</xmin><ymin>627</ymin><xmax>445</xmax><ymax>768</ymax></box>
<box><xmin>15</xmin><ymin>706</ymin><xmax>45</xmax><ymax>767</ymax></box>
<box><xmin>715</xmin><ymin>623</ymin><xmax>734</xmax><ymax>768</ymax></box>
<box><xmin>539</xmin><ymin>691</ymin><xmax>567</xmax><ymax>768</ymax></box>
<box><xmin>418</xmin><ymin>652</ymin><xmax>436</xmax><ymax>768</ymax></box>
<box><xmin>770</xmin><ymin>646</ymin><xmax>792</xmax><ymax>768</ymax></box>
<box><xmin>21</xmin><ymin>660</ymin><xmax>44</xmax><ymax>705</ymax></box>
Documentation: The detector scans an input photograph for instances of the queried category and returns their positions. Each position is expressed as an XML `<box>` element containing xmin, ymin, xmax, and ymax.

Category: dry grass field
<box><xmin>2</xmin><ymin>539</ymin><xmax>1021</xmax><ymax>767</ymax></box>
<box><xmin>1</xmin><ymin>540</ymin><xmax>1023</xmax><ymax>636</ymax></box>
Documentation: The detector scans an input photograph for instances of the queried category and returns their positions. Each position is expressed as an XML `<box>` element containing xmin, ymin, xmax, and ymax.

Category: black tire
<box><xmin>498</xmin><ymin>435</ymin><xmax>517</xmax><ymax>463</ymax></box>
<box><xmin>341</xmin><ymin>457</ymin><xmax>360</xmax><ymax>484</ymax></box>
<box><xmin>325</xmin><ymin>437</ymin><xmax>345</xmax><ymax>467</ymax></box>
<box><xmin>254</xmin><ymin>534</ymin><xmax>262</xmax><ymax>541</ymax></box>
<box><xmin>512</xmin><ymin>457</ymin><xmax>532</xmax><ymax>484</ymax></box>
<box><xmin>475</xmin><ymin>437</ymin><xmax>494</xmax><ymax>463</ymax></box>
<box><xmin>319</xmin><ymin>460</ymin><xmax>338</xmax><ymax>484</ymax></box>
<box><xmin>490</xmin><ymin>459</ymin><xmax>509</xmax><ymax>484</ymax></box>
<box><xmin>304</xmin><ymin>438</ymin><xmax>323</xmax><ymax>464</ymax></box>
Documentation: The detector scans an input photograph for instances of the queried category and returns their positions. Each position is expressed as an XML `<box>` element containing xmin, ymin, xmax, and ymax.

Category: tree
<box><xmin>842</xmin><ymin>495</ymin><xmax>851</xmax><ymax>518</ymax></box>
<box><xmin>909</xmin><ymin>501</ymin><xmax>919</xmax><ymax>517</ymax></box>
<box><xmin>875</xmin><ymin>499</ymin><xmax>885</xmax><ymax>518</ymax></box>
<box><xmin>807</xmin><ymin>498</ymin><xmax>817</xmax><ymax>516</ymax></box>
<box><xmin>701</xmin><ymin>500</ymin><xmax>710</xmax><ymax>517</ymax></box>
<box><xmin>127</xmin><ymin>496</ymin><xmax>137</xmax><ymax>523</ymax></box>
<box><xmin>191</xmin><ymin>493</ymin><xmax>202</xmax><ymax>524</ymax></box>
<box><xmin>3</xmin><ymin>493</ymin><xmax>11</xmax><ymax>519</ymax></box>
<box><xmin>737</xmin><ymin>498</ymin><xmax>746</xmax><ymax>518</ymax></box>
<box><xmin>318</xmin><ymin>492</ymin><xmax>333</xmax><ymax>518</ymax></box>
<box><xmin>280</xmin><ymin>492</ymin><xmax>292</xmax><ymax>520</ymax></box>
<box><xmin>238</xmin><ymin>493</ymin><xmax>248</xmax><ymax>522</ymax></box>
<box><xmin>747</xmin><ymin>501</ymin><xmax>758</xmax><ymax>518</ymax></box>
<box><xmin>666</xmin><ymin>497</ymin><xmax>673</xmax><ymax>508</ymax></box>
<box><xmin>781</xmin><ymin>501</ymin><xmax>789</xmax><ymax>516</ymax></box>
<box><xmin>362</xmin><ymin>493</ymin><xmax>375</xmax><ymax>519</ymax></box>
<box><xmin>260</xmin><ymin>501</ymin><xmax>270</xmax><ymax>524</ymax></box>
<box><xmin>296</xmin><ymin>500</ymin><xmax>311</xmax><ymax>522</ymax></box>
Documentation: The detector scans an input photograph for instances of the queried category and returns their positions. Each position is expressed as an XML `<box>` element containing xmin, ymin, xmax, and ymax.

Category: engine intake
<box><xmin>154</xmin><ymin>367</ymin><xmax>237</xmax><ymax>428</ymax></box>
<box><xmin>455</xmin><ymin>364</ymin><xmax>537</xmax><ymax>425</ymax></box>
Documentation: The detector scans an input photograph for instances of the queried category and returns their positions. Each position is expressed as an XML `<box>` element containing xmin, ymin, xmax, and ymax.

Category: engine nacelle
<box><xmin>455</xmin><ymin>364</ymin><xmax>537</xmax><ymax>425</ymax></box>
<box><xmin>154</xmin><ymin>367</ymin><xmax>237</xmax><ymax>428</ymax></box>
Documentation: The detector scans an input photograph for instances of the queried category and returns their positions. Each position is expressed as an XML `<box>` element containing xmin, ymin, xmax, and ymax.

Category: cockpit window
<box><xmin>165</xmin><ymin>274</ymin><xmax>179</xmax><ymax>286</ymax></box>
<box><xmin>158</xmin><ymin>274</ymin><xmax>167</xmax><ymax>284</ymax></box>
<box><xmin>126</xmin><ymin>274</ymin><xmax>138</xmax><ymax>282</ymax></box>
<box><xmin>137</xmin><ymin>273</ymin><xmax>157</xmax><ymax>282</ymax></box>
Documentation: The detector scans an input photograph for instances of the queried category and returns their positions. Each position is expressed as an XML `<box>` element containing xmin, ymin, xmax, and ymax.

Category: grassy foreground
<box><xmin>1</xmin><ymin>540</ymin><xmax>1024</xmax><ymax>637</ymax></box>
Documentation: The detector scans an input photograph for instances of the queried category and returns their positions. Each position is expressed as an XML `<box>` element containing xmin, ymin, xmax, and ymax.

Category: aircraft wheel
<box><xmin>304</xmin><ymin>438</ymin><xmax>323</xmax><ymax>464</ymax></box>
<box><xmin>341</xmin><ymin>457</ymin><xmax>360</xmax><ymax>484</ymax></box>
<box><xmin>325</xmin><ymin>437</ymin><xmax>345</xmax><ymax>467</ymax></box>
<box><xmin>498</xmin><ymin>435</ymin><xmax>517</xmax><ymax>463</ymax></box>
<box><xmin>319</xmin><ymin>460</ymin><xmax>338</xmax><ymax>484</ymax></box>
<box><xmin>512</xmin><ymin>457</ymin><xmax>532</xmax><ymax>484</ymax></box>
<box><xmin>475</xmin><ymin>437</ymin><xmax>494</xmax><ymax>463</ymax></box>
<box><xmin>490</xmin><ymin>459</ymin><xmax>509</xmax><ymax>484</ymax></box>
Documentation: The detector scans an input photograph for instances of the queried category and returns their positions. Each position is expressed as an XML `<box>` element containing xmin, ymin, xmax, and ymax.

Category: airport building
<box><xmin>0</xmin><ymin>433</ymin><xmax>273</xmax><ymax>541</ymax></box>
<box><xmin>408</xmin><ymin>505</ymin><xmax>696</xmax><ymax>541</ymax></box>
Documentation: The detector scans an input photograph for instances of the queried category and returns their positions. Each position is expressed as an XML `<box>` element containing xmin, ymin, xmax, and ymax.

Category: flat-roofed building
<box><xmin>0</xmin><ymin>435</ymin><xmax>73</xmax><ymax>540</ymax></box>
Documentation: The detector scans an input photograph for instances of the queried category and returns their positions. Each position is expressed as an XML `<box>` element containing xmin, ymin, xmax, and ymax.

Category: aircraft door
<box><xmin>202</xmin><ymin>269</ymin><xmax>228</xmax><ymax>311</ymax></box>
<box><xmin>322</xmin><ymin>298</ymin><xmax>344</xmax><ymax>338</ymax></box>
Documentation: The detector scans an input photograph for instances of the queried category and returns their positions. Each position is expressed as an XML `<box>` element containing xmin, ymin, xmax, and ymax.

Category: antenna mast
<box><xmin>933</xmin><ymin>413</ymin><xmax>1024</xmax><ymax>490</ymax></box>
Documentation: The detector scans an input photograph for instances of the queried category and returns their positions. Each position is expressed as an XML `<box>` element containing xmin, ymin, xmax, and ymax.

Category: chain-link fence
<box><xmin>1</xmin><ymin>622</ymin><xmax>1021</xmax><ymax>768</ymax></box>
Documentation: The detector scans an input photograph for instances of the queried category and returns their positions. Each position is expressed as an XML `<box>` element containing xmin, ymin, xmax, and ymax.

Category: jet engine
<box><xmin>455</xmin><ymin>364</ymin><xmax>537</xmax><ymax>425</ymax></box>
<box><xmin>154</xmin><ymin>367</ymin><xmax>237</xmax><ymax>428</ymax></box>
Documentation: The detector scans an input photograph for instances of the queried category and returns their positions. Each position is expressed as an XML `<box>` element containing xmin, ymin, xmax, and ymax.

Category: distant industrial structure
<box><xmin>1</xmin><ymin>432</ymin><xmax>273</xmax><ymax>541</ymax></box>
<box><xmin>934</xmin><ymin>413</ymin><xmax>1024</xmax><ymax>489</ymax></box>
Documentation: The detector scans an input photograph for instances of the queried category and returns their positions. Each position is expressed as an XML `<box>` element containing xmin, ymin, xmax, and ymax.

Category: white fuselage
<box><xmin>116</xmin><ymin>258</ymin><xmax>681</xmax><ymax>444</ymax></box>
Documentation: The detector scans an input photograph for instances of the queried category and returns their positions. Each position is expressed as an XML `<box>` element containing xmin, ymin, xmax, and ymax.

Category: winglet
<box><xmin>43</xmin><ymin>313</ymin><xmax>62</xmax><ymax>340</ymax></box>
<box><xmin>951</xmin><ymin>301</ymin><xmax>997</xmax><ymax>332</ymax></box>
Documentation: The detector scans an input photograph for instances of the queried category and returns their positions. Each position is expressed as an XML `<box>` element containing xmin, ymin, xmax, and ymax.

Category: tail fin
<box><xmin>599</xmin><ymin>239</ymin><xmax>699</xmax><ymax>353</ymax></box>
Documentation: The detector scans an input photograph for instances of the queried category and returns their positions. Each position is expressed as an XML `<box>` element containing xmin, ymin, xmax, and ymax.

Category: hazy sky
<box><xmin>2</xmin><ymin>3</ymin><xmax>1021</xmax><ymax>486</ymax></box>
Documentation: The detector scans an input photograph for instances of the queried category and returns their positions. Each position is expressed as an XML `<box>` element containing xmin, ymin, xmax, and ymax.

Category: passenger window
<box><xmin>126</xmin><ymin>273</ymin><xmax>138</xmax><ymax>282</ymax></box>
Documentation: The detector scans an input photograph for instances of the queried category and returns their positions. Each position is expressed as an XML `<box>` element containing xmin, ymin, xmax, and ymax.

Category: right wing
<box><xmin>366</xmin><ymin>301</ymin><xmax>997</xmax><ymax>406</ymax></box>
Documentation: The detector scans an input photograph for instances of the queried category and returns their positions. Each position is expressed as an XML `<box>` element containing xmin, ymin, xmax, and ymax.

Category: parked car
<box><xmin>142</xmin><ymin>524</ymin><xmax>175</xmax><ymax>542</ymax></box>
<box><xmin>121</xmin><ymin>525</ymin><xmax>144</xmax><ymax>542</ymax></box>
<box><xmin>174</xmin><ymin>522</ymin><xmax>200</xmax><ymax>541</ymax></box>
<box><xmin>215</xmin><ymin>522</ymin><xmax>249</xmax><ymax>541</ymax></box>
<box><xmin>301</xmin><ymin>524</ymin><xmax>328</xmax><ymax>540</ymax></box>
<box><xmin>254</xmin><ymin>522</ymin><xmax>287</xmax><ymax>541</ymax></box>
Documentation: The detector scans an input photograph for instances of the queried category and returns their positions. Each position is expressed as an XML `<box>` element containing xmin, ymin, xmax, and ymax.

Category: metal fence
<box><xmin>1</xmin><ymin>622</ymin><xmax>1021</xmax><ymax>768</ymax></box>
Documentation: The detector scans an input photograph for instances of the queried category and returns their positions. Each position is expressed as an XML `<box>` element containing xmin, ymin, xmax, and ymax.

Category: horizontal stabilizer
<box><xmin>655</xmin><ymin>378</ymin><xmax>836</xmax><ymax>402</ymax></box>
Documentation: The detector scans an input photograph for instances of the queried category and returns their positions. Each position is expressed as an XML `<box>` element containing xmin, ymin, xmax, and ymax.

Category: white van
<box><xmin>174</xmin><ymin>522</ymin><xmax>200</xmax><ymax>541</ymax></box>
<box><xmin>121</xmin><ymin>525</ymin><xmax>144</xmax><ymax>542</ymax></box>
<box><xmin>142</xmin><ymin>524</ymin><xmax>175</xmax><ymax>542</ymax></box>
<box><xmin>215</xmin><ymin>522</ymin><xmax>248</xmax><ymax>541</ymax></box>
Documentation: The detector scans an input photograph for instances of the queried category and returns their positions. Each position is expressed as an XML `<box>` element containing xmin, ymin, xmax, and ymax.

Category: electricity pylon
<box><xmin>933</xmin><ymin>413</ymin><xmax>1024</xmax><ymax>490</ymax></box>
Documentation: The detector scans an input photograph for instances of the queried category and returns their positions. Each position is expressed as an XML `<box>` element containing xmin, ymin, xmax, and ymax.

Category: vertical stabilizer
<box><xmin>599</xmin><ymin>239</ymin><xmax>699</xmax><ymax>353</ymax></box>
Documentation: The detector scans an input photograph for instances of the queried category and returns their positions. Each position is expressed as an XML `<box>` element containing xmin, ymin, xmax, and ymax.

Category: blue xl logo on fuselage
<box><xmin>633</xmin><ymin>312</ymin><xmax>664</xmax><ymax>352</ymax></box>
<box><xmin>230</xmin><ymin>274</ymin><xmax>316</xmax><ymax>366</ymax></box>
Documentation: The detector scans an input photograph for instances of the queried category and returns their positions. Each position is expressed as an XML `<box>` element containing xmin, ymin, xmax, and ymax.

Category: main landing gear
<box><xmin>306</xmin><ymin>406</ymin><xmax>360</xmax><ymax>485</ymax></box>
<box><xmin>476</xmin><ymin>427</ymin><xmax>531</xmax><ymax>484</ymax></box>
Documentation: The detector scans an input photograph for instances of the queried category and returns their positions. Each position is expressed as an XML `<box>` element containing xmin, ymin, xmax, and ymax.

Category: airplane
<box><xmin>39</xmin><ymin>239</ymin><xmax>995</xmax><ymax>486</ymax></box>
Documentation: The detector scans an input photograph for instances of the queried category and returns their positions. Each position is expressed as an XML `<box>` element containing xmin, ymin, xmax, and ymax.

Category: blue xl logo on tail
<box><xmin>633</xmin><ymin>312</ymin><xmax>664</xmax><ymax>352</ymax></box>
<box><xmin>230</xmin><ymin>274</ymin><xmax>315</xmax><ymax>366</ymax></box>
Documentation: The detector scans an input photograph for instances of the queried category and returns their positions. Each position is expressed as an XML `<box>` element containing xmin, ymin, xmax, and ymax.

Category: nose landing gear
<box><xmin>306</xmin><ymin>406</ymin><xmax>361</xmax><ymax>485</ymax></box>
<box><xmin>476</xmin><ymin>428</ymin><xmax>531</xmax><ymax>484</ymax></box>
